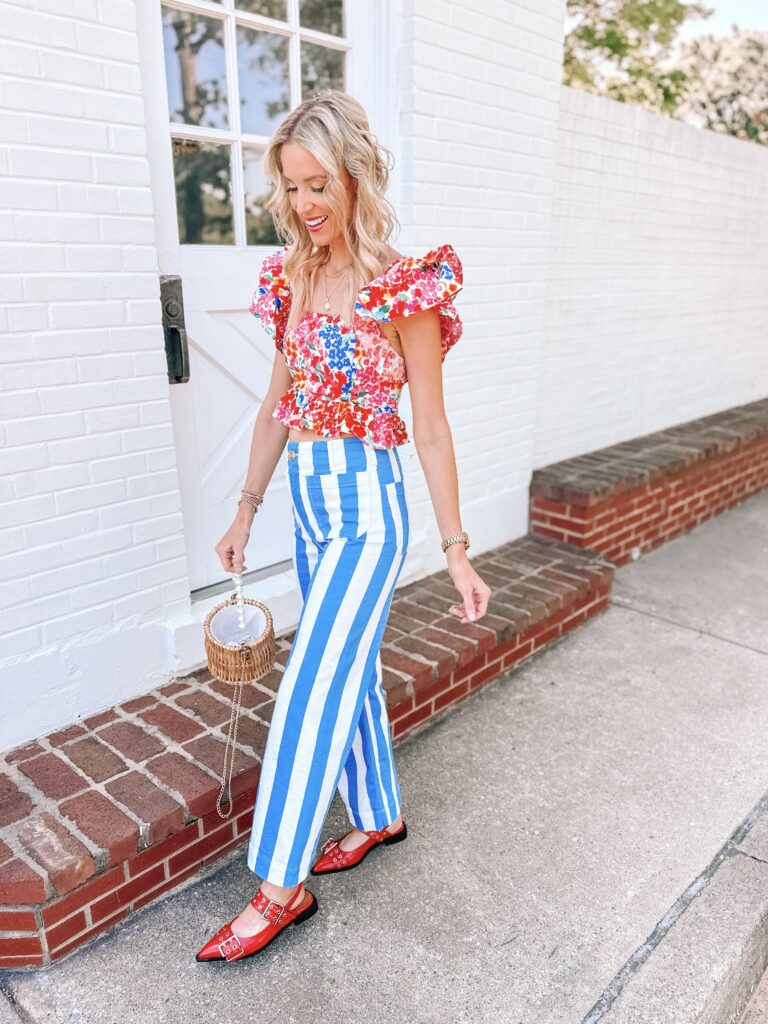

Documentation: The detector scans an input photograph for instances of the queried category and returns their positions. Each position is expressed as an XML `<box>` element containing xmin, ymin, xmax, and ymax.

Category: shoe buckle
<box><xmin>219</xmin><ymin>934</ymin><xmax>243</xmax><ymax>960</ymax></box>
<box><xmin>321</xmin><ymin>837</ymin><xmax>337</xmax><ymax>854</ymax></box>
<box><xmin>260</xmin><ymin>898</ymin><xmax>286</xmax><ymax>925</ymax></box>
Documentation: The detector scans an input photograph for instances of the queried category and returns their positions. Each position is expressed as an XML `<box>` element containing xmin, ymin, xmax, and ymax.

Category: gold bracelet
<box><xmin>237</xmin><ymin>497</ymin><xmax>260</xmax><ymax>514</ymax></box>
<box><xmin>441</xmin><ymin>530</ymin><xmax>470</xmax><ymax>553</ymax></box>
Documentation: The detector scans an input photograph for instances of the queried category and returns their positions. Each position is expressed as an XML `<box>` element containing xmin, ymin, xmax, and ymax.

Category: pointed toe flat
<box><xmin>310</xmin><ymin>820</ymin><xmax>408</xmax><ymax>875</ymax></box>
<box><xmin>195</xmin><ymin>882</ymin><xmax>318</xmax><ymax>963</ymax></box>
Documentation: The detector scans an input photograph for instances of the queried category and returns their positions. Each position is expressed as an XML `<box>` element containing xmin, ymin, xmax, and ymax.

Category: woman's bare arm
<box><xmin>215</xmin><ymin>349</ymin><xmax>293</xmax><ymax>574</ymax></box>
<box><xmin>395</xmin><ymin>308</ymin><xmax>491</xmax><ymax>623</ymax></box>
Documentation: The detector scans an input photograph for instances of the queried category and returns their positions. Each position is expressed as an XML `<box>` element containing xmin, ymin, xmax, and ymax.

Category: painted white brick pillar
<box><xmin>394</xmin><ymin>0</ymin><xmax>567</xmax><ymax>575</ymax></box>
<box><xmin>0</xmin><ymin>0</ymin><xmax>193</xmax><ymax>752</ymax></box>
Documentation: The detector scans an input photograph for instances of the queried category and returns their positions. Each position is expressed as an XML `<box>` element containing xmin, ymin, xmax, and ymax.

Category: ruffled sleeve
<box><xmin>249</xmin><ymin>247</ymin><xmax>292</xmax><ymax>352</ymax></box>
<box><xmin>354</xmin><ymin>243</ymin><xmax>464</xmax><ymax>361</ymax></box>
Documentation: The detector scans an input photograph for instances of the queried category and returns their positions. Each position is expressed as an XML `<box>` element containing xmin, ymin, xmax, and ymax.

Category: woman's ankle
<box><xmin>260</xmin><ymin>879</ymin><xmax>302</xmax><ymax>905</ymax></box>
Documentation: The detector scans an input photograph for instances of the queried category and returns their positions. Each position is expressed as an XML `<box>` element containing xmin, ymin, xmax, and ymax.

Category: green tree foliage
<box><xmin>563</xmin><ymin>0</ymin><xmax>714</xmax><ymax>112</ymax></box>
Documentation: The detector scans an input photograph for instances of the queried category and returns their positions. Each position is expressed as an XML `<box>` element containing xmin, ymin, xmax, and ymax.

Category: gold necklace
<box><xmin>321</xmin><ymin>261</ymin><xmax>352</xmax><ymax>311</ymax></box>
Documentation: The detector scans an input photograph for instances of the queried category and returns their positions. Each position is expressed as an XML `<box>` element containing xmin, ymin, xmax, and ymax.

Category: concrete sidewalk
<box><xmin>2</xmin><ymin>490</ymin><xmax>768</xmax><ymax>1024</ymax></box>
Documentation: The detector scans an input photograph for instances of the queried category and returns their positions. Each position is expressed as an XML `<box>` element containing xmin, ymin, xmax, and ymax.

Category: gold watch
<box><xmin>441</xmin><ymin>530</ymin><xmax>470</xmax><ymax>553</ymax></box>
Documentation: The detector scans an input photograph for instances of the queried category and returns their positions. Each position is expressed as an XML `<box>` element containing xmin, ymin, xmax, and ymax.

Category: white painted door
<box><xmin>136</xmin><ymin>0</ymin><xmax>391</xmax><ymax>594</ymax></box>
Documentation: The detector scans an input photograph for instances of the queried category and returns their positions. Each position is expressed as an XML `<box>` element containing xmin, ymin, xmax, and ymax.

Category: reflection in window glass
<box><xmin>243</xmin><ymin>148</ymin><xmax>279</xmax><ymax>246</ymax></box>
<box><xmin>301</xmin><ymin>41</ymin><xmax>345</xmax><ymax>99</ymax></box>
<box><xmin>235</xmin><ymin>0</ymin><xmax>287</xmax><ymax>18</ymax></box>
<box><xmin>300</xmin><ymin>0</ymin><xmax>344</xmax><ymax>36</ymax></box>
<box><xmin>237</xmin><ymin>27</ymin><xmax>291</xmax><ymax>136</ymax></box>
<box><xmin>172</xmin><ymin>138</ymin><xmax>234</xmax><ymax>244</ymax></box>
<box><xmin>162</xmin><ymin>8</ymin><xmax>228</xmax><ymax>129</ymax></box>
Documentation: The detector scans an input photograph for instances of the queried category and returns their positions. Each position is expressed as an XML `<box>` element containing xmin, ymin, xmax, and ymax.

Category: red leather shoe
<box><xmin>195</xmin><ymin>881</ymin><xmax>317</xmax><ymax>963</ymax></box>
<box><xmin>310</xmin><ymin>820</ymin><xmax>408</xmax><ymax>875</ymax></box>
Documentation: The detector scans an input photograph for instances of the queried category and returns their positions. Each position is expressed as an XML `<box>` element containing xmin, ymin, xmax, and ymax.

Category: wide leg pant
<box><xmin>246</xmin><ymin>436</ymin><xmax>410</xmax><ymax>887</ymax></box>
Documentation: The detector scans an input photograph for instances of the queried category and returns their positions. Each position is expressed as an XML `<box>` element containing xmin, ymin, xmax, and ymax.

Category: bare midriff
<box><xmin>288</xmin><ymin>428</ymin><xmax>357</xmax><ymax>442</ymax></box>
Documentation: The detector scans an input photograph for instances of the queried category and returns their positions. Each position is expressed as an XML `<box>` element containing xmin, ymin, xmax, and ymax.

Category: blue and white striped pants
<box><xmin>246</xmin><ymin>435</ymin><xmax>410</xmax><ymax>887</ymax></box>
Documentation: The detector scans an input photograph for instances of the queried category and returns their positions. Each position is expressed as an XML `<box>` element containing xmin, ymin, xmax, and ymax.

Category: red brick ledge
<box><xmin>530</xmin><ymin>398</ymin><xmax>768</xmax><ymax>567</ymax></box>
<box><xmin>0</xmin><ymin>534</ymin><xmax>613</xmax><ymax>969</ymax></box>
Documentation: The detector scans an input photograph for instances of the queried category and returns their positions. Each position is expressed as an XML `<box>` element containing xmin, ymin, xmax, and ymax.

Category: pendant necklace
<box><xmin>321</xmin><ymin>260</ymin><xmax>352</xmax><ymax>312</ymax></box>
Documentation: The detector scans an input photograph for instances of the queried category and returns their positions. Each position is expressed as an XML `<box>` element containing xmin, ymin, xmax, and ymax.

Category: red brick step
<box><xmin>530</xmin><ymin>397</ymin><xmax>768</xmax><ymax>565</ymax></box>
<box><xmin>0</xmin><ymin>533</ymin><xmax>613</xmax><ymax>969</ymax></box>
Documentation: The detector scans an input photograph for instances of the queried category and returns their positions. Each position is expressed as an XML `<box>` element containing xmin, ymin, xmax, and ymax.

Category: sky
<box><xmin>565</xmin><ymin>1</ymin><xmax>768</xmax><ymax>45</ymax></box>
<box><xmin>675</xmin><ymin>0</ymin><xmax>768</xmax><ymax>43</ymax></box>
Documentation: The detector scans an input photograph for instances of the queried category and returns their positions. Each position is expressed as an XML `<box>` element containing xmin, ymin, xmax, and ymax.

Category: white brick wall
<box><xmin>534</xmin><ymin>86</ymin><xmax>768</xmax><ymax>467</ymax></box>
<box><xmin>398</xmin><ymin>0</ymin><xmax>567</xmax><ymax>561</ymax></box>
<box><xmin>0</xmin><ymin>0</ymin><xmax>190</xmax><ymax>751</ymax></box>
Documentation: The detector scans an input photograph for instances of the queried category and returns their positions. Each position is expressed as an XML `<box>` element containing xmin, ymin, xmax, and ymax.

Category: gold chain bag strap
<box><xmin>202</xmin><ymin>576</ymin><xmax>276</xmax><ymax>819</ymax></box>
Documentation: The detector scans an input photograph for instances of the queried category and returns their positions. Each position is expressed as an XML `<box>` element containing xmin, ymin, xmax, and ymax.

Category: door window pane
<box><xmin>173</xmin><ymin>138</ymin><xmax>234</xmax><ymax>244</ymax></box>
<box><xmin>162</xmin><ymin>8</ymin><xmax>228</xmax><ymax>129</ymax></box>
<box><xmin>235</xmin><ymin>0</ymin><xmax>287</xmax><ymax>18</ymax></box>
<box><xmin>243</xmin><ymin>147</ymin><xmax>280</xmax><ymax>246</ymax></box>
<box><xmin>236</xmin><ymin>27</ymin><xmax>291</xmax><ymax>136</ymax></box>
<box><xmin>301</xmin><ymin>41</ymin><xmax>345</xmax><ymax>99</ymax></box>
<box><xmin>300</xmin><ymin>0</ymin><xmax>344</xmax><ymax>36</ymax></box>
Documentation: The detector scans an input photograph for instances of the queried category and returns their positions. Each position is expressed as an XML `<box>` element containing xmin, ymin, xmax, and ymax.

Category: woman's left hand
<box><xmin>446</xmin><ymin>551</ymin><xmax>492</xmax><ymax>623</ymax></box>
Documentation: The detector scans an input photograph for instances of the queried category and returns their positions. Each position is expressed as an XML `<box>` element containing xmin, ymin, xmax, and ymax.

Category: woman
<box><xmin>196</xmin><ymin>90</ymin><xmax>491</xmax><ymax>964</ymax></box>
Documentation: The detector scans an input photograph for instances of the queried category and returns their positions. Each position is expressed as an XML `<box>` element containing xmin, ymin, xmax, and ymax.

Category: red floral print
<box><xmin>249</xmin><ymin>244</ymin><xmax>463</xmax><ymax>449</ymax></box>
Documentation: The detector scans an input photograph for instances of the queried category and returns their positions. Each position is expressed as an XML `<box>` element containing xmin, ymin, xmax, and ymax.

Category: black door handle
<box><xmin>160</xmin><ymin>275</ymin><xmax>190</xmax><ymax>384</ymax></box>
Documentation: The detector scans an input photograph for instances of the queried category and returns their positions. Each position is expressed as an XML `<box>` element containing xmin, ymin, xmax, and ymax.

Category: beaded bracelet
<box><xmin>238</xmin><ymin>488</ymin><xmax>264</xmax><ymax>514</ymax></box>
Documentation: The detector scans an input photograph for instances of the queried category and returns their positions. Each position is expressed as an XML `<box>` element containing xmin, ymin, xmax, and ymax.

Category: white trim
<box><xmin>375</xmin><ymin>0</ymin><xmax>403</xmax><ymax>239</ymax></box>
<box><xmin>136</xmin><ymin>0</ymin><xmax>182</xmax><ymax>274</ymax></box>
<box><xmin>223</xmin><ymin>12</ymin><xmax>244</xmax><ymax>245</ymax></box>
<box><xmin>288</xmin><ymin>0</ymin><xmax>301</xmax><ymax>109</ymax></box>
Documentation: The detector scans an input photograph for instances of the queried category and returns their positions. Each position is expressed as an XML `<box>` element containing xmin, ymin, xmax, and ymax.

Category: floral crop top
<box><xmin>249</xmin><ymin>243</ymin><xmax>464</xmax><ymax>449</ymax></box>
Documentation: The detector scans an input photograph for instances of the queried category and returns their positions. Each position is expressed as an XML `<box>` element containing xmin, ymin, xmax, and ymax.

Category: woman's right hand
<box><xmin>215</xmin><ymin>510</ymin><xmax>254</xmax><ymax>574</ymax></box>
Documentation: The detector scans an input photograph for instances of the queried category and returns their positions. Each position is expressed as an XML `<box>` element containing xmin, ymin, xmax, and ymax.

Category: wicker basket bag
<box><xmin>203</xmin><ymin>574</ymin><xmax>276</xmax><ymax>819</ymax></box>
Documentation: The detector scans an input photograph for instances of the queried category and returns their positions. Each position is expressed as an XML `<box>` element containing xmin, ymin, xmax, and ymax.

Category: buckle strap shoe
<box><xmin>195</xmin><ymin>881</ymin><xmax>318</xmax><ymax>963</ymax></box>
<box><xmin>310</xmin><ymin>820</ymin><xmax>408</xmax><ymax>875</ymax></box>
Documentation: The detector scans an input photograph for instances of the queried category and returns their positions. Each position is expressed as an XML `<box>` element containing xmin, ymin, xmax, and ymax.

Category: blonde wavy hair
<box><xmin>260</xmin><ymin>90</ymin><xmax>401</xmax><ymax>329</ymax></box>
